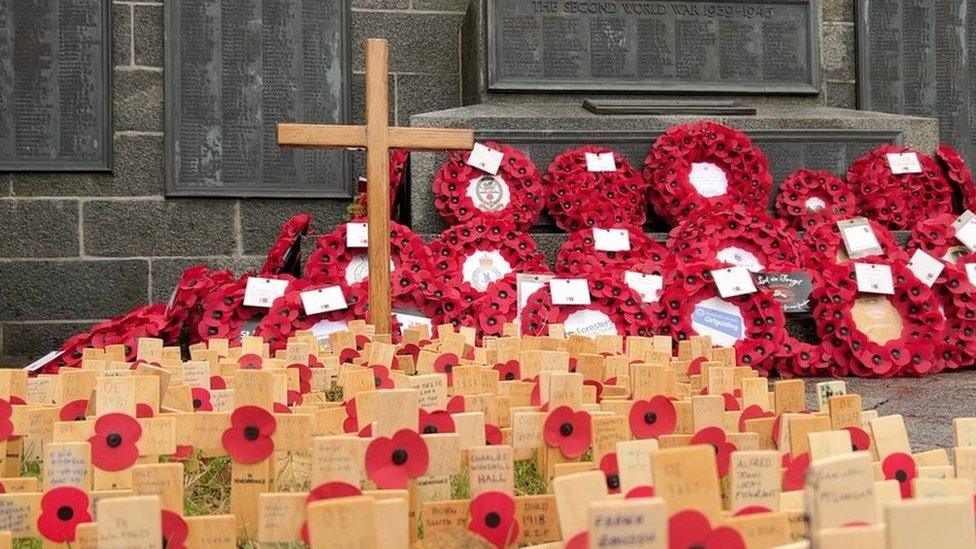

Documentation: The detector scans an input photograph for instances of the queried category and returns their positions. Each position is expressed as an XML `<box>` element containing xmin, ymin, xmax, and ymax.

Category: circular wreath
<box><xmin>774</xmin><ymin>169</ymin><xmax>856</xmax><ymax>231</ymax></box>
<box><xmin>801</xmin><ymin>217</ymin><xmax>907</xmax><ymax>277</ymax></box>
<box><xmin>923</xmin><ymin>260</ymin><xmax>976</xmax><ymax>371</ymax></box>
<box><xmin>655</xmin><ymin>261</ymin><xmax>786</xmax><ymax>372</ymax></box>
<box><xmin>162</xmin><ymin>266</ymin><xmax>234</xmax><ymax>346</ymax></box>
<box><xmin>304</xmin><ymin>218</ymin><xmax>433</xmax><ymax>300</ymax></box>
<box><xmin>555</xmin><ymin>226</ymin><xmax>671</xmax><ymax>276</ymax></box>
<box><xmin>432</xmin><ymin>141</ymin><xmax>544</xmax><ymax>230</ymax></box>
<box><xmin>936</xmin><ymin>145</ymin><xmax>976</xmax><ymax>213</ymax></box>
<box><xmin>351</xmin><ymin>149</ymin><xmax>409</xmax><ymax>218</ymax></box>
<box><xmin>811</xmin><ymin>257</ymin><xmax>945</xmax><ymax>377</ymax></box>
<box><xmin>905</xmin><ymin>213</ymin><xmax>971</xmax><ymax>263</ymax></box>
<box><xmin>429</xmin><ymin>216</ymin><xmax>548</xmax><ymax>304</ymax></box>
<box><xmin>450</xmin><ymin>272</ymin><xmax>525</xmax><ymax>340</ymax></box>
<box><xmin>667</xmin><ymin>206</ymin><xmax>802</xmax><ymax>272</ymax></box>
<box><xmin>544</xmin><ymin>146</ymin><xmax>647</xmax><ymax>232</ymax></box>
<box><xmin>260</xmin><ymin>214</ymin><xmax>312</xmax><ymax>276</ymax></box>
<box><xmin>846</xmin><ymin>145</ymin><xmax>952</xmax><ymax>230</ymax></box>
<box><xmin>44</xmin><ymin>304</ymin><xmax>170</xmax><ymax>373</ymax></box>
<box><xmin>519</xmin><ymin>277</ymin><xmax>655</xmax><ymax>338</ymax></box>
<box><xmin>643</xmin><ymin>121</ymin><xmax>773</xmax><ymax>226</ymax></box>
<box><xmin>196</xmin><ymin>273</ymin><xmax>298</xmax><ymax>344</ymax></box>
<box><xmin>766</xmin><ymin>337</ymin><xmax>833</xmax><ymax>378</ymax></box>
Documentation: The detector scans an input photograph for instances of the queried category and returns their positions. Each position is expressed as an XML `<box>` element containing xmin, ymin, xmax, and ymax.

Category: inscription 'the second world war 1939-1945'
<box><xmin>486</xmin><ymin>0</ymin><xmax>819</xmax><ymax>93</ymax></box>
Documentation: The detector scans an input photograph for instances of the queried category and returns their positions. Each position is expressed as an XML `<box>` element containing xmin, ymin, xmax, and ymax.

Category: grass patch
<box><xmin>183</xmin><ymin>454</ymin><xmax>232</xmax><ymax>517</ymax></box>
<box><xmin>324</xmin><ymin>385</ymin><xmax>344</xmax><ymax>403</ymax></box>
<box><xmin>20</xmin><ymin>459</ymin><xmax>41</xmax><ymax>481</ymax></box>
<box><xmin>450</xmin><ymin>466</ymin><xmax>469</xmax><ymax>500</ymax></box>
<box><xmin>514</xmin><ymin>459</ymin><xmax>547</xmax><ymax>496</ymax></box>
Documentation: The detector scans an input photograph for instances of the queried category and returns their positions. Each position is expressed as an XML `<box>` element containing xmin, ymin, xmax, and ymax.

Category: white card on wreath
<box><xmin>466</xmin><ymin>142</ymin><xmax>504</xmax><ymax>175</ymax></box>
<box><xmin>966</xmin><ymin>263</ymin><xmax>976</xmax><ymax>286</ymax></box>
<box><xmin>243</xmin><ymin>277</ymin><xmax>290</xmax><ymax>308</ymax></box>
<box><xmin>593</xmin><ymin>228</ymin><xmax>631</xmax><ymax>252</ymax></box>
<box><xmin>838</xmin><ymin>218</ymin><xmax>883</xmax><ymax>258</ymax></box>
<box><xmin>585</xmin><ymin>152</ymin><xmax>617</xmax><ymax>172</ymax></box>
<box><xmin>711</xmin><ymin>266</ymin><xmax>757</xmax><ymax>298</ymax></box>
<box><xmin>301</xmin><ymin>286</ymin><xmax>348</xmax><ymax>315</ymax></box>
<box><xmin>952</xmin><ymin>211</ymin><xmax>976</xmax><ymax>251</ymax></box>
<box><xmin>906</xmin><ymin>249</ymin><xmax>944</xmax><ymax>287</ymax></box>
<box><xmin>854</xmin><ymin>263</ymin><xmax>895</xmax><ymax>294</ymax></box>
<box><xmin>886</xmin><ymin>152</ymin><xmax>922</xmax><ymax>174</ymax></box>
<box><xmin>393</xmin><ymin>310</ymin><xmax>433</xmax><ymax>334</ymax></box>
<box><xmin>24</xmin><ymin>350</ymin><xmax>63</xmax><ymax>373</ymax></box>
<box><xmin>624</xmin><ymin>271</ymin><xmax>663</xmax><ymax>303</ymax></box>
<box><xmin>346</xmin><ymin>223</ymin><xmax>369</xmax><ymax>248</ymax></box>
<box><xmin>550</xmin><ymin>278</ymin><xmax>591</xmax><ymax>305</ymax></box>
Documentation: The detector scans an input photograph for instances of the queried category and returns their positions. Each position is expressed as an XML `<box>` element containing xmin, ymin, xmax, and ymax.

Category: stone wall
<box><xmin>0</xmin><ymin>0</ymin><xmax>467</xmax><ymax>366</ymax></box>
<box><xmin>0</xmin><ymin>0</ymin><xmax>858</xmax><ymax>366</ymax></box>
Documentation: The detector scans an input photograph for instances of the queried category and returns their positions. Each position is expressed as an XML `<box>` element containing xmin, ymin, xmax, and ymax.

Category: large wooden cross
<box><xmin>278</xmin><ymin>39</ymin><xmax>474</xmax><ymax>335</ymax></box>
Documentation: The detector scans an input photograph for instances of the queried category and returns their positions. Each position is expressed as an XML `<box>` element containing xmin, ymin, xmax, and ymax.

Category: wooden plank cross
<box><xmin>278</xmin><ymin>39</ymin><xmax>474</xmax><ymax>335</ymax></box>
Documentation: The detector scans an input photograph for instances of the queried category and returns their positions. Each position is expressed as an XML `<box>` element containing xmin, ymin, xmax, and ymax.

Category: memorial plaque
<box><xmin>165</xmin><ymin>0</ymin><xmax>351</xmax><ymax>197</ymax></box>
<box><xmin>487</xmin><ymin>0</ymin><xmax>819</xmax><ymax>93</ymax></box>
<box><xmin>475</xmin><ymin>128</ymin><xmax>901</xmax><ymax>228</ymax></box>
<box><xmin>0</xmin><ymin>0</ymin><xmax>111</xmax><ymax>171</ymax></box>
<box><xmin>858</xmin><ymin>0</ymin><xmax>975</xmax><ymax>165</ymax></box>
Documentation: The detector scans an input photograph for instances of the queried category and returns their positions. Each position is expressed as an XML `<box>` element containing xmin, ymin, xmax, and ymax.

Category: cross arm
<box><xmin>277</xmin><ymin>123</ymin><xmax>368</xmax><ymax>148</ymax></box>
<box><xmin>388</xmin><ymin>127</ymin><xmax>475</xmax><ymax>151</ymax></box>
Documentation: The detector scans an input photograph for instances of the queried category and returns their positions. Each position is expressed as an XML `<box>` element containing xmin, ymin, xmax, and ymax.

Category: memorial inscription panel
<box><xmin>166</xmin><ymin>0</ymin><xmax>351</xmax><ymax>197</ymax></box>
<box><xmin>0</xmin><ymin>0</ymin><xmax>111</xmax><ymax>171</ymax></box>
<box><xmin>858</xmin><ymin>0</ymin><xmax>976</xmax><ymax>166</ymax></box>
<box><xmin>487</xmin><ymin>0</ymin><xmax>819</xmax><ymax>93</ymax></box>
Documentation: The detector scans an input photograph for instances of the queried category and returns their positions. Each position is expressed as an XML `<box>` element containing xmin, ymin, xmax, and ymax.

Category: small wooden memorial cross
<box><xmin>278</xmin><ymin>38</ymin><xmax>475</xmax><ymax>334</ymax></box>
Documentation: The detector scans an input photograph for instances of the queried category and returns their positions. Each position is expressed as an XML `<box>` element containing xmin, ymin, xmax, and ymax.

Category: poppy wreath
<box><xmin>643</xmin><ymin>121</ymin><xmax>773</xmax><ymax>226</ymax></box>
<box><xmin>936</xmin><ymin>145</ymin><xmax>976</xmax><ymax>212</ymax></box>
<box><xmin>450</xmin><ymin>272</ymin><xmax>528</xmax><ymax>340</ymax></box>
<box><xmin>304</xmin><ymin>218</ymin><xmax>433</xmax><ymax>300</ymax></box>
<box><xmin>432</xmin><ymin>141</ymin><xmax>545</xmax><ymax>230</ymax></box>
<box><xmin>428</xmin><ymin>216</ymin><xmax>549</xmax><ymax>317</ymax></box>
<box><xmin>655</xmin><ymin>261</ymin><xmax>786</xmax><ymax>372</ymax></box>
<box><xmin>903</xmin><ymin>251</ymin><xmax>976</xmax><ymax>371</ymax></box>
<box><xmin>765</xmin><ymin>337</ymin><xmax>833</xmax><ymax>378</ymax></box>
<box><xmin>801</xmin><ymin>217</ymin><xmax>908</xmax><ymax>279</ymax></box>
<box><xmin>196</xmin><ymin>273</ymin><xmax>298</xmax><ymax>345</ymax></box>
<box><xmin>846</xmin><ymin>144</ymin><xmax>953</xmax><ymax>230</ymax></box>
<box><xmin>905</xmin><ymin>213</ymin><xmax>970</xmax><ymax>263</ymax></box>
<box><xmin>666</xmin><ymin>206</ymin><xmax>803</xmax><ymax>272</ymax></box>
<box><xmin>554</xmin><ymin>226</ymin><xmax>672</xmax><ymax>277</ymax></box>
<box><xmin>162</xmin><ymin>266</ymin><xmax>235</xmax><ymax>346</ymax></box>
<box><xmin>260</xmin><ymin>214</ymin><xmax>312</xmax><ymax>277</ymax></box>
<box><xmin>544</xmin><ymin>145</ymin><xmax>648</xmax><ymax>232</ymax></box>
<box><xmin>351</xmin><ymin>149</ymin><xmax>410</xmax><ymax>218</ymax></box>
<box><xmin>811</xmin><ymin>256</ymin><xmax>945</xmax><ymax>377</ymax></box>
<box><xmin>774</xmin><ymin>169</ymin><xmax>856</xmax><ymax>231</ymax></box>
<box><xmin>519</xmin><ymin>276</ymin><xmax>656</xmax><ymax>338</ymax></box>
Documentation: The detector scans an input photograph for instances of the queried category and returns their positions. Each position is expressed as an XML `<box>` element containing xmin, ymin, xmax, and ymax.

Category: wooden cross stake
<box><xmin>278</xmin><ymin>39</ymin><xmax>474</xmax><ymax>335</ymax></box>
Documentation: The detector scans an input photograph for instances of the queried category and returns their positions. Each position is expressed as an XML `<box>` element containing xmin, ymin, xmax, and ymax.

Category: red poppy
<box><xmin>342</xmin><ymin>398</ymin><xmax>359</xmax><ymax>434</ymax></box>
<box><xmin>36</xmin><ymin>486</ymin><xmax>92</xmax><ymax>542</ymax></box>
<box><xmin>221</xmin><ymin>405</ymin><xmax>277</xmax><ymax>464</ymax></box>
<box><xmin>371</xmin><ymin>365</ymin><xmax>395</xmax><ymax>389</ymax></box>
<box><xmin>493</xmin><ymin>360</ymin><xmax>521</xmax><ymax>381</ymax></box>
<box><xmin>721</xmin><ymin>393</ymin><xmax>740</xmax><ymax>411</ymax></box>
<box><xmin>0</xmin><ymin>398</ymin><xmax>14</xmax><ymax>440</ymax></box>
<box><xmin>565</xmin><ymin>532</ymin><xmax>588</xmax><ymax>549</ymax></box>
<box><xmin>136</xmin><ymin>403</ymin><xmax>154</xmax><ymax>418</ymax></box>
<box><xmin>88</xmin><ymin>413</ymin><xmax>142</xmax><ymax>471</ymax></box>
<box><xmin>170</xmin><ymin>445</ymin><xmax>194</xmax><ymax>461</ymax></box>
<box><xmin>433</xmin><ymin>353</ymin><xmax>459</xmax><ymax>386</ymax></box>
<box><xmin>543</xmin><ymin>406</ymin><xmax>592</xmax><ymax>459</ymax></box>
<box><xmin>418</xmin><ymin>409</ymin><xmax>456</xmax><ymax>434</ymax></box>
<box><xmin>467</xmin><ymin>490</ymin><xmax>520</xmax><ymax>549</ymax></box>
<box><xmin>882</xmin><ymin>452</ymin><xmax>917</xmax><ymax>499</ymax></box>
<box><xmin>690</xmin><ymin>427</ymin><xmax>736</xmax><ymax>478</ymax></box>
<box><xmin>625</xmin><ymin>486</ymin><xmax>655</xmax><ymax>498</ymax></box>
<box><xmin>161</xmin><ymin>510</ymin><xmax>189</xmax><ymax>549</ymax></box>
<box><xmin>365</xmin><ymin>429</ymin><xmax>430</xmax><ymax>489</ymax></box>
<box><xmin>628</xmin><ymin>396</ymin><xmax>677</xmax><ymax>439</ymax></box>
<box><xmin>844</xmin><ymin>426</ymin><xmax>872</xmax><ymax>452</ymax></box>
<box><xmin>191</xmin><ymin>388</ymin><xmax>213</xmax><ymax>412</ymax></box>
<box><xmin>301</xmin><ymin>482</ymin><xmax>363</xmax><ymax>544</ymax></box>
<box><xmin>737</xmin><ymin>404</ymin><xmax>774</xmax><ymax>432</ymax></box>
<box><xmin>238</xmin><ymin>354</ymin><xmax>263</xmax><ymax>370</ymax></box>
<box><xmin>599</xmin><ymin>453</ymin><xmax>621</xmax><ymax>494</ymax></box>
<box><xmin>668</xmin><ymin>509</ymin><xmax>746</xmax><ymax>549</ymax></box>
<box><xmin>273</xmin><ymin>402</ymin><xmax>291</xmax><ymax>414</ymax></box>
<box><xmin>782</xmin><ymin>452</ymin><xmax>811</xmax><ymax>491</ymax></box>
<box><xmin>485</xmin><ymin>423</ymin><xmax>503</xmax><ymax>445</ymax></box>
<box><xmin>287</xmin><ymin>390</ymin><xmax>303</xmax><ymax>406</ymax></box>
<box><xmin>210</xmin><ymin>375</ymin><xmax>227</xmax><ymax>390</ymax></box>
<box><xmin>733</xmin><ymin>505</ymin><xmax>772</xmax><ymax>516</ymax></box>
<box><xmin>340</xmin><ymin>348</ymin><xmax>360</xmax><ymax>364</ymax></box>
<box><xmin>289</xmin><ymin>363</ymin><xmax>313</xmax><ymax>393</ymax></box>
<box><xmin>446</xmin><ymin>395</ymin><xmax>466</xmax><ymax>414</ymax></box>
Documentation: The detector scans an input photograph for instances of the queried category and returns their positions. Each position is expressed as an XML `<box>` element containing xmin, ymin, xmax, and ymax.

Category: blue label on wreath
<box><xmin>691</xmin><ymin>305</ymin><xmax>743</xmax><ymax>340</ymax></box>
